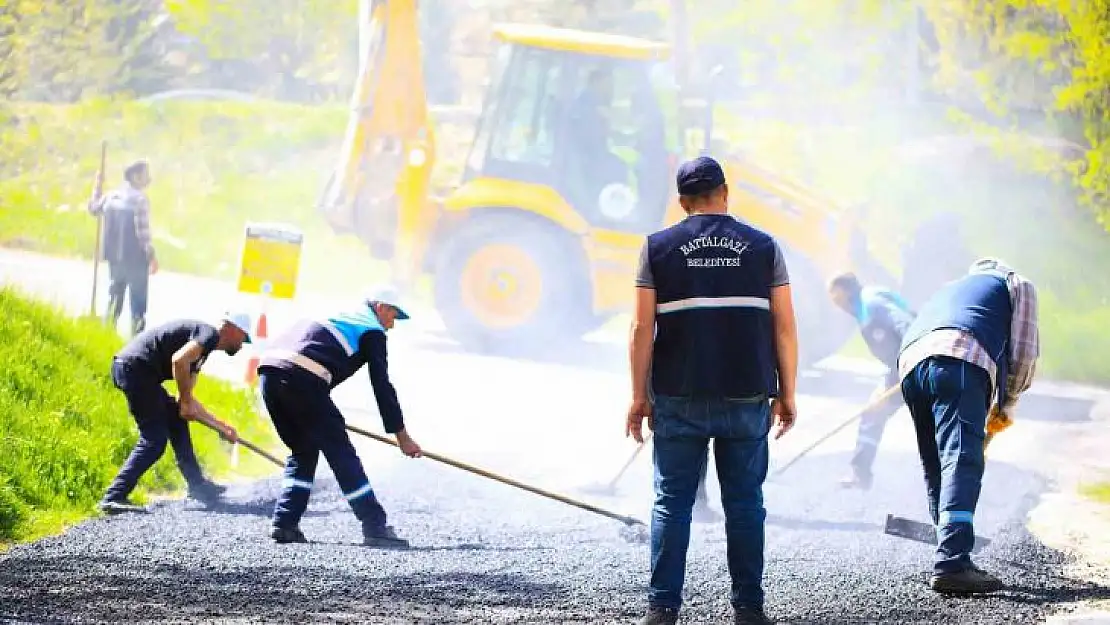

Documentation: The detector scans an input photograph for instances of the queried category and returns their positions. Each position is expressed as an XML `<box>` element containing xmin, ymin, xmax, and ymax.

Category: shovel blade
<box><xmin>883</xmin><ymin>514</ymin><xmax>992</xmax><ymax>552</ymax></box>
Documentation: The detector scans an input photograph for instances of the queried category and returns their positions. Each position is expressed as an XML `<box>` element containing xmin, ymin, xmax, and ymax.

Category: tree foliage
<box><xmin>922</xmin><ymin>0</ymin><xmax>1109</xmax><ymax>225</ymax></box>
<box><xmin>0</xmin><ymin>0</ymin><xmax>170</xmax><ymax>101</ymax></box>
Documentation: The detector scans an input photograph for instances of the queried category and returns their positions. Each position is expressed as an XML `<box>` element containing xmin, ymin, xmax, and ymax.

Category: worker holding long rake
<box><xmin>256</xmin><ymin>285</ymin><xmax>423</xmax><ymax>549</ymax></box>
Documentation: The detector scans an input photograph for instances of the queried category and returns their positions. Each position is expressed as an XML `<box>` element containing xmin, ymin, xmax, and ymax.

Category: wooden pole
<box><xmin>89</xmin><ymin>140</ymin><xmax>107</xmax><ymax>318</ymax></box>
<box><xmin>345</xmin><ymin>422</ymin><xmax>646</xmax><ymax>527</ymax></box>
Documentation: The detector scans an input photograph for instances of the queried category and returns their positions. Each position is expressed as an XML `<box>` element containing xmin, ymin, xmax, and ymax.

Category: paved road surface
<box><xmin>2</xmin><ymin>249</ymin><xmax>1108</xmax><ymax>623</ymax></box>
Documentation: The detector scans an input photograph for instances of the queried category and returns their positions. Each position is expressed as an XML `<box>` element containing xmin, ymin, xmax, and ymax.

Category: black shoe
<box><xmin>930</xmin><ymin>566</ymin><xmax>1004</xmax><ymax>594</ymax></box>
<box><xmin>639</xmin><ymin>606</ymin><xmax>679</xmax><ymax>625</ymax></box>
<box><xmin>734</xmin><ymin>605</ymin><xmax>773</xmax><ymax>624</ymax></box>
<box><xmin>99</xmin><ymin>498</ymin><xmax>147</xmax><ymax>515</ymax></box>
<box><xmin>270</xmin><ymin>526</ymin><xmax>308</xmax><ymax>544</ymax></box>
<box><xmin>362</xmin><ymin>524</ymin><xmax>410</xmax><ymax>549</ymax></box>
<box><xmin>187</xmin><ymin>480</ymin><xmax>227</xmax><ymax>503</ymax></box>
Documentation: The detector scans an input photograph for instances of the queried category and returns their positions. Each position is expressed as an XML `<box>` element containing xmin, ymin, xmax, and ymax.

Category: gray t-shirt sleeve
<box><xmin>770</xmin><ymin>240</ymin><xmax>790</xmax><ymax>287</ymax></box>
<box><xmin>635</xmin><ymin>239</ymin><xmax>654</xmax><ymax>288</ymax></box>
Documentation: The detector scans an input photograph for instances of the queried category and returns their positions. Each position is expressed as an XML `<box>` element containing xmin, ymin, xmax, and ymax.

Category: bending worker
<box><xmin>898</xmin><ymin>258</ymin><xmax>1039</xmax><ymax>594</ymax></box>
<box><xmin>828</xmin><ymin>272</ymin><xmax>916</xmax><ymax>490</ymax></box>
<box><xmin>627</xmin><ymin>156</ymin><xmax>799</xmax><ymax>625</ymax></box>
<box><xmin>258</xmin><ymin>285</ymin><xmax>423</xmax><ymax>549</ymax></box>
<box><xmin>99</xmin><ymin>314</ymin><xmax>250</xmax><ymax>514</ymax></box>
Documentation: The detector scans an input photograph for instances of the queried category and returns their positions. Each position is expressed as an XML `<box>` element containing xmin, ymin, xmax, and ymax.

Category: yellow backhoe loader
<box><xmin>318</xmin><ymin>0</ymin><xmax>890</xmax><ymax>364</ymax></box>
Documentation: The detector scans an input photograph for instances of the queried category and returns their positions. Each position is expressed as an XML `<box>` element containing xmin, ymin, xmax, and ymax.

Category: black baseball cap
<box><xmin>676</xmin><ymin>155</ymin><xmax>726</xmax><ymax>196</ymax></box>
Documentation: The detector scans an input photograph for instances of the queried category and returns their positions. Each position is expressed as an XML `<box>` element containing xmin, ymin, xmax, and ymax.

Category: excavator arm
<box><xmin>318</xmin><ymin>0</ymin><xmax>437</xmax><ymax>281</ymax></box>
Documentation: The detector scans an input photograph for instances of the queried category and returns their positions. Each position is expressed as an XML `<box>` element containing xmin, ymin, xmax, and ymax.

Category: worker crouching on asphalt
<box><xmin>99</xmin><ymin>314</ymin><xmax>251</xmax><ymax>514</ymax></box>
<box><xmin>898</xmin><ymin>258</ymin><xmax>1039</xmax><ymax>594</ymax></box>
<box><xmin>257</xmin><ymin>285</ymin><xmax>422</xmax><ymax>549</ymax></box>
<box><xmin>627</xmin><ymin>156</ymin><xmax>799</xmax><ymax>625</ymax></box>
<box><xmin>828</xmin><ymin>272</ymin><xmax>916</xmax><ymax>490</ymax></box>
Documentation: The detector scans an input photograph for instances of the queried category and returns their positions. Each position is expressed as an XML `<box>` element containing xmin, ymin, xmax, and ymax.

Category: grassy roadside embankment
<box><xmin>3</xmin><ymin>98</ymin><xmax>1110</xmax><ymax>383</ymax></box>
<box><xmin>0</xmin><ymin>286</ymin><xmax>282</xmax><ymax>546</ymax></box>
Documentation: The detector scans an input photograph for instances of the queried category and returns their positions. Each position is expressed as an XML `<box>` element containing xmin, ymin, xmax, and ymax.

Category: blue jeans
<box><xmin>649</xmin><ymin>395</ymin><xmax>771</xmax><ymax>611</ymax></box>
<box><xmin>259</xmin><ymin>367</ymin><xmax>388</xmax><ymax>530</ymax></box>
<box><xmin>901</xmin><ymin>356</ymin><xmax>991</xmax><ymax>575</ymax></box>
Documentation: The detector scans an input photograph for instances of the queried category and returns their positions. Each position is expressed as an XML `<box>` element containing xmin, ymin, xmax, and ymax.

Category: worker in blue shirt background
<box><xmin>828</xmin><ymin>272</ymin><xmax>916</xmax><ymax>490</ymax></box>
<box><xmin>257</xmin><ymin>285</ymin><xmax>423</xmax><ymax>549</ymax></box>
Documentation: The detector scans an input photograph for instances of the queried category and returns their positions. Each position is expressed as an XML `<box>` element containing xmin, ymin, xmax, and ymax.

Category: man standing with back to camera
<box><xmin>627</xmin><ymin>156</ymin><xmax>800</xmax><ymax>625</ymax></box>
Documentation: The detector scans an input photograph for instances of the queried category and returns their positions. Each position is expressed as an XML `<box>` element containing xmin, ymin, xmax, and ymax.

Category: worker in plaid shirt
<box><xmin>898</xmin><ymin>258</ymin><xmax>1039</xmax><ymax>595</ymax></box>
<box><xmin>88</xmin><ymin>160</ymin><xmax>158</xmax><ymax>336</ymax></box>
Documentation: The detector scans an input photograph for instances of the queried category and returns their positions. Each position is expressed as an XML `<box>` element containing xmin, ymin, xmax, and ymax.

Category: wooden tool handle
<box><xmin>345</xmin><ymin>423</ymin><xmax>645</xmax><ymax>527</ymax></box>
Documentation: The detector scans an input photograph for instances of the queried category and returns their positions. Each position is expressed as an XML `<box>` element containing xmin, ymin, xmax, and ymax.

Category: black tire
<box><xmin>432</xmin><ymin>216</ymin><xmax>592</xmax><ymax>355</ymax></box>
<box><xmin>781</xmin><ymin>245</ymin><xmax>856</xmax><ymax>368</ymax></box>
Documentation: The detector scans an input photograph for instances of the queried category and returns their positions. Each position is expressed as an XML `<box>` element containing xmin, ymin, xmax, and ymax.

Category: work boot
<box><xmin>734</xmin><ymin>606</ymin><xmax>773</xmax><ymax>625</ymax></box>
<box><xmin>187</xmin><ymin>479</ymin><xmax>227</xmax><ymax>504</ymax></box>
<box><xmin>270</xmin><ymin>526</ymin><xmax>308</xmax><ymax>544</ymax></box>
<box><xmin>930</xmin><ymin>566</ymin><xmax>1004</xmax><ymax>594</ymax></box>
<box><xmin>639</xmin><ymin>606</ymin><xmax>679</xmax><ymax>625</ymax></box>
<box><xmin>838</xmin><ymin>468</ymin><xmax>873</xmax><ymax>491</ymax></box>
<box><xmin>99</xmin><ymin>498</ymin><xmax>147</xmax><ymax>515</ymax></box>
<box><xmin>362</xmin><ymin>524</ymin><xmax>410</xmax><ymax>549</ymax></box>
<box><xmin>131</xmin><ymin>315</ymin><xmax>147</xmax><ymax>337</ymax></box>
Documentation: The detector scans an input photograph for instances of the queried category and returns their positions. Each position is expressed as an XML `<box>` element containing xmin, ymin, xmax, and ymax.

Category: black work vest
<box><xmin>100</xmin><ymin>189</ymin><xmax>146</xmax><ymax>267</ymax></box>
<box><xmin>647</xmin><ymin>214</ymin><xmax>778</xmax><ymax>398</ymax></box>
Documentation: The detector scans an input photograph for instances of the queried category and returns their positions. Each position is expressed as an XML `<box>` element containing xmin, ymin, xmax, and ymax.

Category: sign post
<box><xmin>236</xmin><ymin>223</ymin><xmax>304</xmax><ymax>385</ymax></box>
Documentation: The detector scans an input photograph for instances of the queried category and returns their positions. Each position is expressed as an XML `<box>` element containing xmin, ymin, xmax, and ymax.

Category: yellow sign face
<box><xmin>236</xmin><ymin>223</ymin><xmax>303</xmax><ymax>299</ymax></box>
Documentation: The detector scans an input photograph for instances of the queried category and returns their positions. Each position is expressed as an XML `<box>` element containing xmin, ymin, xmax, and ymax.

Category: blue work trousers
<box><xmin>649</xmin><ymin>395</ymin><xmax>771</xmax><ymax>611</ymax></box>
<box><xmin>850</xmin><ymin>370</ymin><xmax>903</xmax><ymax>477</ymax></box>
<box><xmin>103</xmin><ymin>358</ymin><xmax>205</xmax><ymax>502</ymax></box>
<box><xmin>901</xmin><ymin>355</ymin><xmax>992</xmax><ymax>575</ymax></box>
<box><xmin>258</xmin><ymin>367</ymin><xmax>388</xmax><ymax>530</ymax></box>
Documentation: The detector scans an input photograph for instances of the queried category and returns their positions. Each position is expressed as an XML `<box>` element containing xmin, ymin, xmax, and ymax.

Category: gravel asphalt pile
<box><xmin>2</xmin><ymin>444</ymin><xmax>1107</xmax><ymax>624</ymax></box>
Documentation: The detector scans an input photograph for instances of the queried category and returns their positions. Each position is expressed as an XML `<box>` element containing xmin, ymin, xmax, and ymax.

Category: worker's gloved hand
<box><xmin>986</xmin><ymin>405</ymin><xmax>1013</xmax><ymax>435</ymax></box>
<box><xmin>395</xmin><ymin>429</ymin><xmax>422</xmax><ymax>458</ymax></box>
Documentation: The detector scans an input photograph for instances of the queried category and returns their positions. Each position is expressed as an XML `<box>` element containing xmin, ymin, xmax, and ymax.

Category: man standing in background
<box><xmin>627</xmin><ymin>156</ymin><xmax>799</xmax><ymax>625</ymax></box>
<box><xmin>88</xmin><ymin>160</ymin><xmax>158</xmax><ymax>336</ymax></box>
<box><xmin>828</xmin><ymin>272</ymin><xmax>916</xmax><ymax>490</ymax></box>
<box><xmin>898</xmin><ymin>258</ymin><xmax>1039</xmax><ymax>594</ymax></box>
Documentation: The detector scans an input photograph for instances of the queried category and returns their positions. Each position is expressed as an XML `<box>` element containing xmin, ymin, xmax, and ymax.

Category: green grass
<box><xmin>0</xmin><ymin>286</ymin><xmax>282</xmax><ymax>546</ymax></box>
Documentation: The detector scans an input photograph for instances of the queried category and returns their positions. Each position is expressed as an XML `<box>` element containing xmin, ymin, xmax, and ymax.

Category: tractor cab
<box><xmin>460</xmin><ymin>24</ymin><xmax>680</xmax><ymax>234</ymax></box>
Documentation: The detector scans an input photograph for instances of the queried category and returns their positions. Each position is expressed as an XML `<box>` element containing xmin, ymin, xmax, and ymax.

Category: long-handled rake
<box><xmin>344</xmin><ymin>422</ymin><xmax>649</xmax><ymax>542</ymax></box>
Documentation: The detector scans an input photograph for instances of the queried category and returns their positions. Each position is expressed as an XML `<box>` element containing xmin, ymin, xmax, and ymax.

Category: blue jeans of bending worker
<box><xmin>258</xmin><ymin>367</ymin><xmax>389</xmax><ymax>530</ymax></box>
<box><xmin>103</xmin><ymin>358</ymin><xmax>205</xmax><ymax>502</ymax></box>
<box><xmin>901</xmin><ymin>355</ymin><xmax>991</xmax><ymax>575</ymax></box>
<box><xmin>850</xmin><ymin>370</ymin><xmax>903</xmax><ymax>478</ymax></box>
<box><xmin>649</xmin><ymin>395</ymin><xmax>771</xmax><ymax>612</ymax></box>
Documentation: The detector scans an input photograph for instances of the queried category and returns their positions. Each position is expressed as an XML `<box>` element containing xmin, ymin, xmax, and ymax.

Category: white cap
<box><xmin>221</xmin><ymin>311</ymin><xmax>253</xmax><ymax>343</ymax></box>
<box><xmin>366</xmin><ymin>284</ymin><xmax>410</xmax><ymax>320</ymax></box>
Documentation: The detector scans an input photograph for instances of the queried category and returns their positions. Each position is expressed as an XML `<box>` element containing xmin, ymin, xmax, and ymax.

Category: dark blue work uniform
<box><xmin>258</xmin><ymin>304</ymin><xmax>405</xmax><ymax>532</ymax></box>
<box><xmin>638</xmin><ymin>209</ymin><xmax>787</xmax><ymax>614</ymax></box>
<box><xmin>847</xmin><ymin>286</ymin><xmax>915</xmax><ymax>481</ymax></box>
<box><xmin>899</xmin><ymin>271</ymin><xmax>1013</xmax><ymax>575</ymax></box>
<box><xmin>102</xmin><ymin>320</ymin><xmax>221</xmax><ymax>504</ymax></box>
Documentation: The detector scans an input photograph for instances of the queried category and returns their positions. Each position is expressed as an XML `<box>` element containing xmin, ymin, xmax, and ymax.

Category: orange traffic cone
<box><xmin>244</xmin><ymin>312</ymin><xmax>268</xmax><ymax>386</ymax></box>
